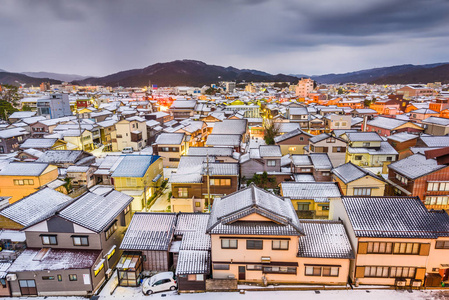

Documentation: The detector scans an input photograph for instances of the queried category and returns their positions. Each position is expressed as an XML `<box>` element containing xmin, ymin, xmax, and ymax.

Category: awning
<box><xmin>152</xmin><ymin>174</ymin><xmax>162</xmax><ymax>182</ymax></box>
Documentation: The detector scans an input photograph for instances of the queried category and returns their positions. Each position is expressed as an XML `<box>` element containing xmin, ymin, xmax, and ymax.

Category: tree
<box><xmin>0</xmin><ymin>101</ymin><xmax>18</xmax><ymax>120</ymax></box>
<box><xmin>22</xmin><ymin>104</ymin><xmax>32</xmax><ymax>111</ymax></box>
<box><xmin>63</xmin><ymin>178</ymin><xmax>72</xmax><ymax>194</ymax></box>
<box><xmin>205</xmin><ymin>87</ymin><xmax>219</xmax><ymax>95</ymax></box>
<box><xmin>0</xmin><ymin>84</ymin><xmax>22</xmax><ymax>106</ymax></box>
<box><xmin>263</xmin><ymin>118</ymin><xmax>280</xmax><ymax>145</ymax></box>
<box><xmin>247</xmin><ymin>172</ymin><xmax>276</xmax><ymax>189</ymax></box>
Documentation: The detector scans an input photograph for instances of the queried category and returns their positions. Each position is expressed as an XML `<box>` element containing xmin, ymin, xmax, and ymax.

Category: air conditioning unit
<box><xmin>261</xmin><ymin>256</ymin><xmax>271</xmax><ymax>263</ymax></box>
<box><xmin>227</xmin><ymin>275</ymin><xmax>235</xmax><ymax>279</ymax></box>
<box><xmin>396</xmin><ymin>280</ymin><xmax>406</xmax><ymax>287</ymax></box>
<box><xmin>6</xmin><ymin>274</ymin><xmax>17</xmax><ymax>281</ymax></box>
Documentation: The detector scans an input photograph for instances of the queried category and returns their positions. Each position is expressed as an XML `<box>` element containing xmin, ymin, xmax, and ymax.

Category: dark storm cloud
<box><xmin>0</xmin><ymin>0</ymin><xmax>448</xmax><ymax>76</ymax></box>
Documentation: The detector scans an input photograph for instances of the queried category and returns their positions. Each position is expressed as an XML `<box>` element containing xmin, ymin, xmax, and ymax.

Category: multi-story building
<box><xmin>305</xmin><ymin>133</ymin><xmax>347</xmax><ymax>167</ymax></box>
<box><xmin>153</xmin><ymin>133</ymin><xmax>188</xmax><ymax>168</ymax></box>
<box><xmin>115</xmin><ymin>116</ymin><xmax>148</xmax><ymax>152</ymax></box>
<box><xmin>36</xmin><ymin>94</ymin><xmax>72</xmax><ymax>119</ymax></box>
<box><xmin>332</xmin><ymin>162</ymin><xmax>386</xmax><ymax>196</ymax></box>
<box><xmin>295</xmin><ymin>78</ymin><xmax>314</xmax><ymax>98</ymax></box>
<box><xmin>0</xmin><ymin>128</ymin><xmax>29</xmax><ymax>154</ymax></box>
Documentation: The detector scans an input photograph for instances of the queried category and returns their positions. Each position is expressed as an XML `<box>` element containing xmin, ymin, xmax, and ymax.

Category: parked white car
<box><xmin>142</xmin><ymin>272</ymin><xmax>177</xmax><ymax>295</ymax></box>
<box><xmin>122</xmin><ymin>147</ymin><xmax>134</xmax><ymax>154</ymax></box>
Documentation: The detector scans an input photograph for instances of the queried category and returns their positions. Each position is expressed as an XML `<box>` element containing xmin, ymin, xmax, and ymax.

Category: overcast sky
<box><xmin>1</xmin><ymin>0</ymin><xmax>449</xmax><ymax>77</ymax></box>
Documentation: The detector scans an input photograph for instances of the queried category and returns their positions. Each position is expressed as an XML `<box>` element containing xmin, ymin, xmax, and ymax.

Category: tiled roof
<box><xmin>0</xmin><ymin>188</ymin><xmax>72</xmax><ymax>227</ymax></box>
<box><xmin>59</xmin><ymin>190</ymin><xmax>132</xmax><ymax>232</ymax></box>
<box><xmin>259</xmin><ymin>145</ymin><xmax>282</xmax><ymax>157</ymax></box>
<box><xmin>188</xmin><ymin>147</ymin><xmax>233</xmax><ymax>157</ymax></box>
<box><xmin>207</xmin><ymin>184</ymin><xmax>304</xmax><ymax>236</ymax></box>
<box><xmin>332</xmin><ymin>162</ymin><xmax>380</xmax><ymax>184</ymax></box>
<box><xmin>175</xmin><ymin>213</ymin><xmax>211</xmax><ymax>251</ymax></box>
<box><xmin>0</xmin><ymin>162</ymin><xmax>49</xmax><ymax>176</ymax></box>
<box><xmin>206</xmin><ymin>134</ymin><xmax>241</xmax><ymax>146</ymax></box>
<box><xmin>155</xmin><ymin>133</ymin><xmax>185</xmax><ymax>145</ymax></box>
<box><xmin>342</xmin><ymin>196</ymin><xmax>449</xmax><ymax>238</ymax></box>
<box><xmin>310</xmin><ymin>153</ymin><xmax>333</xmax><ymax>169</ymax></box>
<box><xmin>387</xmin><ymin>132</ymin><xmax>419</xmax><ymax>143</ymax></box>
<box><xmin>347</xmin><ymin>142</ymin><xmax>398</xmax><ymax>155</ymax></box>
<box><xmin>388</xmin><ymin>153</ymin><xmax>446</xmax><ymax>179</ymax></box>
<box><xmin>422</xmin><ymin>117</ymin><xmax>449</xmax><ymax>126</ymax></box>
<box><xmin>420</xmin><ymin>136</ymin><xmax>449</xmax><ymax>148</ymax></box>
<box><xmin>298</xmin><ymin>220</ymin><xmax>354</xmax><ymax>259</ymax></box>
<box><xmin>211</xmin><ymin>119</ymin><xmax>247</xmax><ymax>135</ymax></box>
<box><xmin>36</xmin><ymin>150</ymin><xmax>84</xmax><ymax>164</ymax></box>
<box><xmin>120</xmin><ymin>213</ymin><xmax>177</xmax><ymax>251</ymax></box>
<box><xmin>367</xmin><ymin>117</ymin><xmax>406</xmax><ymax>130</ymax></box>
<box><xmin>346</xmin><ymin>132</ymin><xmax>382</xmax><ymax>142</ymax></box>
<box><xmin>112</xmin><ymin>155</ymin><xmax>160</xmax><ymax>178</ymax></box>
<box><xmin>281</xmin><ymin>182</ymin><xmax>341</xmax><ymax>200</ymax></box>
<box><xmin>176</xmin><ymin>250</ymin><xmax>210</xmax><ymax>275</ymax></box>
<box><xmin>20</xmin><ymin>138</ymin><xmax>58</xmax><ymax>149</ymax></box>
<box><xmin>309</xmin><ymin>133</ymin><xmax>330</xmax><ymax>144</ymax></box>
<box><xmin>291</xmin><ymin>155</ymin><xmax>313</xmax><ymax>166</ymax></box>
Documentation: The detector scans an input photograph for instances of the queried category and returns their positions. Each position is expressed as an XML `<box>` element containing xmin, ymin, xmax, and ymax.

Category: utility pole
<box><xmin>77</xmin><ymin>113</ymin><xmax>85</xmax><ymax>151</ymax></box>
<box><xmin>206</xmin><ymin>153</ymin><xmax>211</xmax><ymax>213</ymax></box>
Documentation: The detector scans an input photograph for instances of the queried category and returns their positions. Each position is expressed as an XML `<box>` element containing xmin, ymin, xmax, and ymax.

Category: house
<box><xmin>332</xmin><ymin>162</ymin><xmax>386</xmax><ymax>196</ymax></box>
<box><xmin>60</xmin><ymin>129</ymin><xmax>94</xmax><ymax>151</ymax></box>
<box><xmin>274</xmin><ymin>128</ymin><xmax>313</xmax><ymax>155</ymax></box>
<box><xmin>290</xmin><ymin>153</ymin><xmax>333</xmax><ymax>182</ymax></box>
<box><xmin>118</xmin><ymin>212</ymin><xmax>210</xmax><ymax>291</ymax></box>
<box><xmin>111</xmin><ymin>155</ymin><xmax>163</xmax><ymax>212</ymax></box>
<box><xmin>153</xmin><ymin>133</ymin><xmax>188</xmax><ymax>168</ymax></box>
<box><xmin>92</xmin><ymin>155</ymin><xmax>123</xmax><ymax>186</ymax></box>
<box><xmin>8</xmin><ymin>111</ymin><xmax>37</xmax><ymax>123</ymax></box>
<box><xmin>169</xmin><ymin>100</ymin><xmax>197</xmax><ymax>120</ymax></box>
<box><xmin>96</xmin><ymin>119</ymin><xmax>118</xmax><ymax>152</ymax></box>
<box><xmin>331</xmin><ymin>196</ymin><xmax>449</xmax><ymax>287</ymax></box>
<box><xmin>305</xmin><ymin>133</ymin><xmax>347</xmax><ymax>167</ymax></box>
<box><xmin>0</xmin><ymin>162</ymin><xmax>59</xmax><ymax>203</ymax></box>
<box><xmin>211</xmin><ymin>119</ymin><xmax>249</xmax><ymax>143</ymax></box>
<box><xmin>280</xmin><ymin>182</ymin><xmax>341</xmax><ymax>219</ymax></box>
<box><xmin>115</xmin><ymin>116</ymin><xmax>148</xmax><ymax>152</ymax></box>
<box><xmin>324</xmin><ymin>114</ymin><xmax>352</xmax><ymax>132</ymax></box>
<box><xmin>205</xmin><ymin>134</ymin><xmax>242</xmax><ymax>152</ymax></box>
<box><xmin>240</xmin><ymin>145</ymin><xmax>282</xmax><ymax>179</ymax></box>
<box><xmin>386</xmin><ymin>132</ymin><xmax>419</xmax><ymax>159</ymax></box>
<box><xmin>409</xmin><ymin>109</ymin><xmax>439</xmax><ymax>122</ymax></box>
<box><xmin>422</xmin><ymin>117</ymin><xmax>449</xmax><ymax>136</ymax></box>
<box><xmin>36</xmin><ymin>94</ymin><xmax>72</xmax><ymax>119</ymax></box>
<box><xmin>6</xmin><ymin>188</ymin><xmax>133</xmax><ymax>296</ymax></box>
<box><xmin>288</xmin><ymin>107</ymin><xmax>309</xmax><ymax>129</ymax></box>
<box><xmin>386</xmin><ymin>153</ymin><xmax>449</xmax><ymax>210</ymax></box>
<box><xmin>66</xmin><ymin>165</ymin><xmax>97</xmax><ymax>189</ymax></box>
<box><xmin>170</xmin><ymin>156</ymin><xmax>239</xmax><ymax>212</ymax></box>
<box><xmin>397</xmin><ymin>84</ymin><xmax>435</xmax><ymax>98</ymax></box>
<box><xmin>207</xmin><ymin>184</ymin><xmax>353</xmax><ymax>285</ymax></box>
<box><xmin>364</xmin><ymin>116</ymin><xmax>423</xmax><ymax>136</ymax></box>
<box><xmin>187</xmin><ymin>147</ymin><xmax>237</xmax><ymax>163</ymax></box>
<box><xmin>0</xmin><ymin>128</ymin><xmax>30</xmax><ymax>154</ymax></box>
<box><xmin>343</xmin><ymin>132</ymin><xmax>398</xmax><ymax>168</ymax></box>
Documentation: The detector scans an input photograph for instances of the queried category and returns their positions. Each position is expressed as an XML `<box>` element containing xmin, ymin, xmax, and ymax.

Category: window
<box><xmin>386</xmin><ymin>156</ymin><xmax>393</xmax><ymax>161</ymax></box>
<box><xmin>42</xmin><ymin>276</ymin><xmax>55</xmax><ymax>280</ymax></box>
<box><xmin>57</xmin><ymin>274</ymin><xmax>62</xmax><ymax>282</ymax></box>
<box><xmin>178</xmin><ymin>188</ymin><xmax>188</xmax><ymax>197</ymax></box>
<box><xmin>73</xmin><ymin>236</ymin><xmax>89</xmax><ymax>246</ymax></box>
<box><xmin>221</xmin><ymin>239</ymin><xmax>238</xmax><ymax>249</ymax></box>
<box><xmin>393</xmin><ymin>242</ymin><xmax>420</xmax><ymax>254</ymax></box>
<box><xmin>354</xmin><ymin>155</ymin><xmax>363</xmax><ymax>161</ymax></box>
<box><xmin>124</xmin><ymin>205</ymin><xmax>130</xmax><ymax>215</ymax></box>
<box><xmin>267</xmin><ymin>160</ymin><xmax>276</xmax><ymax>167</ymax></box>
<box><xmin>425</xmin><ymin>196</ymin><xmax>449</xmax><ymax>206</ymax></box>
<box><xmin>69</xmin><ymin>274</ymin><xmax>77</xmax><ymax>281</ymax></box>
<box><xmin>246</xmin><ymin>240</ymin><xmax>263</xmax><ymax>250</ymax></box>
<box><xmin>264</xmin><ymin>266</ymin><xmax>296</xmax><ymax>274</ymax></box>
<box><xmin>395</xmin><ymin>173</ymin><xmax>408</xmax><ymax>185</ymax></box>
<box><xmin>320</xmin><ymin>205</ymin><xmax>329</xmax><ymax>211</ymax></box>
<box><xmin>367</xmin><ymin>242</ymin><xmax>393</xmax><ymax>254</ymax></box>
<box><xmin>288</xmin><ymin>147</ymin><xmax>297</xmax><ymax>151</ymax></box>
<box><xmin>210</xmin><ymin>179</ymin><xmax>231</xmax><ymax>186</ymax></box>
<box><xmin>364</xmin><ymin>266</ymin><xmax>389</xmax><ymax>278</ymax></box>
<box><xmin>13</xmin><ymin>179</ymin><xmax>34</xmax><ymax>185</ymax></box>
<box><xmin>125</xmin><ymin>178</ymin><xmax>137</xmax><ymax>186</ymax></box>
<box><xmin>297</xmin><ymin>203</ymin><xmax>310</xmax><ymax>211</ymax></box>
<box><xmin>305</xmin><ymin>266</ymin><xmax>339</xmax><ymax>277</ymax></box>
<box><xmin>353</xmin><ymin>187</ymin><xmax>372</xmax><ymax>196</ymax></box>
<box><xmin>427</xmin><ymin>182</ymin><xmax>449</xmax><ymax>192</ymax></box>
<box><xmin>94</xmin><ymin>260</ymin><xmax>104</xmax><ymax>276</ymax></box>
<box><xmin>363</xmin><ymin>142</ymin><xmax>370</xmax><ymax>147</ymax></box>
<box><xmin>301</xmin><ymin>168</ymin><xmax>311</xmax><ymax>172</ymax></box>
<box><xmin>435</xmin><ymin>241</ymin><xmax>449</xmax><ymax>249</ymax></box>
<box><xmin>169</xmin><ymin>158</ymin><xmax>180</xmax><ymax>162</ymax></box>
<box><xmin>187</xmin><ymin>274</ymin><xmax>203</xmax><ymax>281</ymax></box>
<box><xmin>247</xmin><ymin>265</ymin><xmax>263</xmax><ymax>270</ymax></box>
<box><xmin>195</xmin><ymin>201</ymin><xmax>201</xmax><ymax>207</ymax></box>
<box><xmin>213</xmin><ymin>264</ymin><xmax>230</xmax><ymax>270</ymax></box>
<box><xmin>105</xmin><ymin>221</ymin><xmax>118</xmax><ymax>240</ymax></box>
<box><xmin>332</xmin><ymin>146</ymin><xmax>346</xmax><ymax>153</ymax></box>
<box><xmin>272</xmin><ymin>240</ymin><xmax>289</xmax><ymax>250</ymax></box>
<box><xmin>41</xmin><ymin>235</ymin><xmax>57</xmax><ymax>245</ymax></box>
<box><xmin>390</xmin><ymin>267</ymin><xmax>416</xmax><ymax>278</ymax></box>
<box><xmin>299</xmin><ymin>137</ymin><xmax>304</xmax><ymax>141</ymax></box>
<box><xmin>107</xmin><ymin>246</ymin><xmax>116</xmax><ymax>260</ymax></box>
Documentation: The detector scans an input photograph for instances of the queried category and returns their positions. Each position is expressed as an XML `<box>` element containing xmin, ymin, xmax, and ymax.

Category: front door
<box><xmin>19</xmin><ymin>280</ymin><xmax>37</xmax><ymax>296</ymax></box>
<box><xmin>238</xmin><ymin>266</ymin><xmax>246</xmax><ymax>280</ymax></box>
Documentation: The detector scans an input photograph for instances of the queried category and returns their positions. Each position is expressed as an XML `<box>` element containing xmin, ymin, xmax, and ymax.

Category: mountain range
<box><xmin>1</xmin><ymin>60</ymin><xmax>449</xmax><ymax>87</ymax></box>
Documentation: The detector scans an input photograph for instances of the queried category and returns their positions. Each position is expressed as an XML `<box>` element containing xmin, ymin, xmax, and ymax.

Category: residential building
<box><xmin>153</xmin><ymin>133</ymin><xmax>188</xmax><ymax>168</ymax></box>
<box><xmin>36</xmin><ymin>94</ymin><xmax>72</xmax><ymax>119</ymax></box>
<box><xmin>396</xmin><ymin>85</ymin><xmax>435</xmax><ymax>98</ymax></box>
<box><xmin>169</xmin><ymin>100</ymin><xmax>197</xmax><ymax>120</ymax></box>
<box><xmin>387</xmin><ymin>153</ymin><xmax>449</xmax><ymax>210</ymax></box>
<box><xmin>0</xmin><ymin>128</ymin><xmax>29</xmax><ymax>154</ymax></box>
<box><xmin>280</xmin><ymin>182</ymin><xmax>341</xmax><ymax>219</ymax></box>
<box><xmin>19</xmin><ymin>138</ymin><xmax>67</xmax><ymax>152</ymax></box>
<box><xmin>386</xmin><ymin>132</ymin><xmax>419</xmax><ymax>159</ymax></box>
<box><xmin>324</xmin><ymin>114</ymin><xmax>352</xmax><ymax>132</ymax></box>
<box><xmin>36</xmin><ymin>150</ymin><xmax>94</xmax><ymax>168</ymax></box>
<box><xmin>295</xmin><ymin>78</ymin><xmax>314</xmax><ymax>98</ymax></box>
<box><xmin>240</xmin><ymin>145</ymin><xmax>282</xmax><ymax>179</ymax></box>
<box><xmin>364</xmin><ymin>116</ymin><xmax>423</xmax><ymax>136</ymax></box>
<box><xmin>207</xmin><ymin>184</ymin><xmax>353</xmax><ymax>285</ymax></box>
<box><xmin>0</xmin><ymin>162</ymin><xmax>59</xmax><ymax>203</ymax></box>
<box><xmin>111</xmin><ymin>155</ymin><xmax>163</xmax><ymax>212</ymax></box>
<box><xmin>290</xmin><ymin>153</ymin><xmax>333</xmax><ymax>182</ymax></box>
<box><xmin>274</xmin><ymin>128</ymin><xmax>313</xmax><ymax>155</ymax></box>
<box><xmin>115</xmin><ymin>116</ymin><xmax>148</xmax><ymax>152</ymax></box>
<box><xmin>7</xmin><ymin>188</ymin><xmax>133</xmax><ymax>296</ymax></box>
<box><xmin>332</xmin><ymin>162</ymin><xmax>386</xmax><ymax>196</ymax></box>
<box><xmin>305</xmin><ymin>133</ymin><xmax>347</xmax><ymax>167</ymax></box>
<box><xmin>331</xmin><ymin>196</ymin><xmax>449</xmax><ymax>287</ymax></box>
<box><xmin>422</xmin><ymin>117</ymin><xmax>449</xmax><ymax>136</ymax></box>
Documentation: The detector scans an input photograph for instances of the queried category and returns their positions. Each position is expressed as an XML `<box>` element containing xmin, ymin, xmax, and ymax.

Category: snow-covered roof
<box><xmin>206</xmin><ymin>134</ymin><xmax>241</xmax><ymax>146</ymax></box>
<box><xmin>0</xmin><ymin>162</ymin><xmax>50</xmax><ymax>176</ymax></box>
<box><xmin>298</xmin><ymin>220</ymin><xmax>354</xmax><ymax>259</ymax></box>
<box><xmin>387</xmin><ymin>132</ymin><xmax>419</xmax><ymax>143</ymax></box>
<box><xmin>187</xmin><ymin>147</ymin><xmax>233</xmax><ymax>157</ymax></box>
<box><xmin>332</xmin><ymin>162</ymin><xmax>381</xmax><ymax>184</ymax></box>
<box><xmin>346</xmin><ymin>132</ymin><xmax>382</xmax><ymax>142</ymax></box>
<box><xmin>291</xmin><ymin>155</ymin><xmax>313</xmax><ymax>166</ymax></box>
<box><xmin>0</xmin><ymin>188</ymin><xmax>72</xmax><ymax>228</ymax></box>
<box><xmin>274</xmin><ymin>128</ymin><xmax>312</xmax><ymax>143</ymax></box>
<box><xmin>388</xmin><ymin>153</ymin><xmax>445</xmax><ymax>179</ymax></box>
<box><xmin>0</xmin><ymin>128</ymin><xmax>28</xmax><ymax>139</ymax></box>
<box><xmin>347</xmin><ymin>142</ymin><xmax>398</xmax><ymax>155</ymax></box>
<box><xmin>59</xmin><ymin>189</ymin><xmax>132</xmax><ymax>232</ymax></box>
<box><xmin>8</xmin><ymin>248</ymin><xmax>101</xmax><ymax>272</ymax></box>
<box><xmin>420</xmin><ymin>136</ymin><xmax>449</xmax><ymax>148</ymax></box>
<box><xmin>176</xmin><ymin>250</ymin><xmax>210</xmax><ymax>275</ymax></box>
<box><xmin>293</xmin><ymin>174</ymin><xmax>315</xmax><ymax>182</ymax></box>
<box><xmin>281</xmin><ymin>182</ymin><xmax>341</xmax><ymax>200</ymax></box>
<box><xmin>9</xmin><ymin>111</ymin><xmax>36</xmax><ymax>119</ymax></box>
<box><xmin>175</xmin><ymin>213</ymin><xmax>211</xmax><ymax>251</ymax></box>
<box><xmin>259</xmin><ymin>145</ymin><xmax>282</xmax><ymax>157</ymax></box>
<box><xmin>155</xmin><ymin>133</ymin><xmax>185</xmax><ymax>145</ymax></box>
<box><xmin>310</xmin><ymin>153</ymin><xmax>333</xmax><ymax>170</ymax></box>
<box><xmin>342</xmin><ymin>196</ymin><xmax>449</xmax><ymax>238</ymax></box>
<box><xmin>422</xmin><ymin>116</ymin><xmax>449</xmax><ymax>126</ymax></box>
<box><xmin>366</xmin><ymin>116</ymin><xmax>409</xmax><ymax>130</ymax></box>
<box><xmin>120</xmin><ymin>213</ymin><xmax>177</xmax><ymax>251</ymax></box>
<box><xmin>211</xmin><ymin>119</ymin><xmax>247</xmax><ymax>135</ymax></box>
<box><xmin>112</xmin><ymin>155</ymin><xmax>160</xmax><ymax>178</ymax></box>
<box><xmin>20</xmin><ymin>138</ymin><xmax>59</xmax><ymax>149</ymax></box>
<box><xmin>36</xmin><ymin>150</ymin><xmax>85</xmax><ymax>164</ymax></box>
<box><xmin>207</xmin><ymin>184</ymin><xmax>304</xmax><ymax>236</ymax></box>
